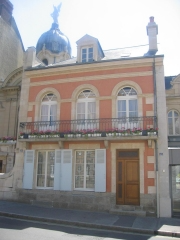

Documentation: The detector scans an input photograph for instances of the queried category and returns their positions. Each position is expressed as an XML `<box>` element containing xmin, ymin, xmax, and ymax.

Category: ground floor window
<box><xmin>23</xmin><ymin>148</ymin><xmax>106</xmax><ymax>192</ymax></box>
<box><xmin>75</xmin><ymin>150</ymin><xmax>95</xmax><ymax>190</ymax></box>
<box><xmin>37</xmin><ymin>151</ymin><xmax>55</xmax><ymax>188</ymax></box>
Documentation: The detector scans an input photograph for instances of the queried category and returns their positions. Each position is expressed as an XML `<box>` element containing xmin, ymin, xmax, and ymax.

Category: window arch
<box><xmin>40</xmin><ymin>93</ymin><xmax>57</xmax><ymax>125</ymax></box>
<box><xmin>168</xmin><ymin>110</ymin><xmax>180</xmax><ymax>135</ymax></box>
<box><xmin>117</xmin><ymin>87</ymin><xmax>138</xmax><ymax>118</ymax></box>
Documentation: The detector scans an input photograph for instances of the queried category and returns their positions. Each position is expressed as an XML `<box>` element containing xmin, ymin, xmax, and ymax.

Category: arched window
<box><xmin>76</xmin><ymin>90</ymin><xmax>96</xmax><ymax>129</ymax></box>
<box><xmin>117</xmin><ymin>87</ymin><xmax>137</xmax><ymax>118</ymax></box>
<box><xmin>168</xmin><ymin>110</ymin><xmax>180</xmax><ymax>135</ymax></box>
<box><xmin>42</xmin><ymin>59</ymin><xmax>48</xmax><ymax>65</ymax></box>
<box><xmin>117</xmin><ymin>87</ymin><xmax>138</xmax><ymax>128</ymax></box>
<box><xmin>40</xmin><ymin>93</ymin><xmax>57</xmax><ymax>129</ymax></box>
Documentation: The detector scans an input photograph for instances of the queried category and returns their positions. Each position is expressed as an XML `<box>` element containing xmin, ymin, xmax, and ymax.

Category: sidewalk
<box><xmin>0</xmin><ymin>200</ymin><xmax>180</xmax><ymax>237</ymax></box>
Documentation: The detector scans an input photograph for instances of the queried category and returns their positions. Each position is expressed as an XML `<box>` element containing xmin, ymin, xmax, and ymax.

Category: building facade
<box><xmin>166</xmin><ymin>74</ymin><xmax>180</xmax><ymax>217</ymax></box>
<box><xmin>0</xmin><ymin>4</ymin><xmax>172</xmax><ymax>217</ymax></box>
<box><xmin>0</xmin><ymin>0</ymin><xmax>24</xmax><ymax>173</ymax></box>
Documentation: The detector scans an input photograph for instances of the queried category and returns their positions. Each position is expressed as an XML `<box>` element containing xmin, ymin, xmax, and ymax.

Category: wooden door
<box><xmin>116</xmin><ymin>150</ymin><xmax>140</xmax><ymax>205</ymax></box>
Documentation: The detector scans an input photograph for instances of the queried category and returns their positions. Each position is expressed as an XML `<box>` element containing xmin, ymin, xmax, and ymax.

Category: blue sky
<box><xmin>10</xmin><ymin>0</ymin><xmax>180</xmax><ymax>76</ymax></box>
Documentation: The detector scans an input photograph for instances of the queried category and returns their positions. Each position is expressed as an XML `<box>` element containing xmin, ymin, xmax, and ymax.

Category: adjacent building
<box><xmin>0</xmin><ymin>0</ymin><xmax>24</xmax><ymax>173</ymax></box>
<box><xmin>165</xmin><ymin>74</ymin><xmax>180</xmax><ymax>217</ymax></box>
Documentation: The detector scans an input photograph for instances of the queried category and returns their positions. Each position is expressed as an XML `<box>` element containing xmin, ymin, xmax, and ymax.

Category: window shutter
<box><xmin>61</xmin><ymin>150</ymin><xmax>72</xmax><ymax>191</ymax></box>
<box><xmin>95</xmin><ymin>149</ymin><xmax>106</xmax><ymax>192</ymax></box>
<box><xmin>23</xmin><ymin>150</ymin><xmax>35</xmax><ymax>189</ymax></box>
<box><xmin>54</xmin><ymin>150</ymin><xmax>62</xmax><ymax>190</ymax></box>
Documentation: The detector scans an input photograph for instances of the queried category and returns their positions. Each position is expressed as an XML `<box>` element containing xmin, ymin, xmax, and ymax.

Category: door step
<box><xmin>110</xmin><ymin>205</ymin><xmax>146</xmax><ymax>217</ymax></box>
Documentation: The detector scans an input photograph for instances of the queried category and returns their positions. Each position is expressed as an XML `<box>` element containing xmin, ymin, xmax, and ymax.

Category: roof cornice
<box><xmin>25</xmin><ymin>55</ymin><xmax>164</xmax><ymax>78</ymax></box>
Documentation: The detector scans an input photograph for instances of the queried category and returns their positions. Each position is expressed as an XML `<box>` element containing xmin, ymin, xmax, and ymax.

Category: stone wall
<box><xmin>0</xmin><ymin>17</ymin><xmax>23</xmax><ymax>82</ymax></box>
<box><xmin>15</xmin><ymin>189</ymin><xmax>156</xmax><ymax>215</ymax></box>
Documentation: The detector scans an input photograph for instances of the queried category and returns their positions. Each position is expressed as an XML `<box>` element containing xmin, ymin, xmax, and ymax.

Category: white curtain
<box><xmin>50</xmin><ymin>104</ymin><xmax>57</xmax><ymax>121</ymax></box>
<box><xmin>41</xmin><ymin>105</ymin><xmax>49</xmax><ymax>121</ymax></box>
<box><xmin>77</xmin><ymin>101</ymin><xmax>96</xmax><ymax>130</ymax></box>
<box><xmin>87</xmin><ymin>102</ymin><xmax>96</xmax><ymax>119</ymax></box>
<box><xmin>77</xmin><ymin>102</ymin><xmax>85</xmax><ymax>120</ymax></box>
<box><xmin>118</xmin><ymin>100</ymin><xmax>126</xmax><ymax>118</ymax></box>
<box><xmin>129</xmin><ymin>99</ymin><xmax>138</xmax><ymax>118</ymax></box>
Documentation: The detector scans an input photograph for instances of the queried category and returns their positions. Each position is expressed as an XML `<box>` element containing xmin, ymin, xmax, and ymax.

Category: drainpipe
<box><xmin>7</xmin><ymin>98</ymin><xmax>12</xmax><ymax>136</ymax></box>
<box><xmin>153</xmin><ymin>57</ymin><xmax>159</xmax><ymax>218</ymax></box>
<box><xmin>13</xmin><ymin>88</ymin><xmax>20</xmax><ymax>167</ymax></box>
<box><xmin>14</xmin><ymin>88</ymin><xmax>20</xmax><ymax>137</ymax></box>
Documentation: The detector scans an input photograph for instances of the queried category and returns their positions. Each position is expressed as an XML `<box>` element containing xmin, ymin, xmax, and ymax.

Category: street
<box><xmin>0</xmin><ymin>216</ymin><xmax>179</xmax><ymax>240</ymax></box>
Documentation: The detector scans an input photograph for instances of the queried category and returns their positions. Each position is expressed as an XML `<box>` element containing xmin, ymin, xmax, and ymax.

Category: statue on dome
<box><xmin>51</xmin><ymin>3</ymin><xmax>62</xmax><ymax>24</ymax></box>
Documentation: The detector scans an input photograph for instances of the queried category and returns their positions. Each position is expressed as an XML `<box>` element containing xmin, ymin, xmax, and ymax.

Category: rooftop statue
<box><xmin>51</xmin><ymin>3</ymin><xmax>62</xmax><ymax>24</ymax></box>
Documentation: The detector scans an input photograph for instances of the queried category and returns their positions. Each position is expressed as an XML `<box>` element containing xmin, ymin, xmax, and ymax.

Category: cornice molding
<box><xmin>29</xmin><ymin>71</ymin><xmax>153</xmax><ymax>87</ymax></box>
<box><xmin>0</xmin><ymin>86</ymin><xmax>21</xmax><ymax>92</ymax></box>
<box><xmin>25</xmin><ymin>56</ymin><xmax>163</xmax><ymax>78</ymax></box>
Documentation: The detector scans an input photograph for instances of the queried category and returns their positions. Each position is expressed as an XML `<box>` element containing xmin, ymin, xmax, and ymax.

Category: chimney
<box><xmin>24</xmin><ymin>47</ymin><xmax>37</xmax><ymax>68</ymax></box>
<box><xmin>24</xmin><ymin>47</ymin><xmax>44</xmax><ymax>69</ymax></box>
<box><xmin>146</xmin><ymin>16</ymin><xmax>158</xmax><ymax>55</ymax></box>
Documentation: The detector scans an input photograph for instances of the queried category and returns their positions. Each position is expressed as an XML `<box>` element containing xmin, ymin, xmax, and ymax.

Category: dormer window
<box><xmin>76</xmin><ymin>35</ymin><xmax>104</xmax><ymax>63</ymax></box>
<box><xmin>82</xmin><ymin>47</ymin><xmax>93</xmax><ymax>62</ymax></box>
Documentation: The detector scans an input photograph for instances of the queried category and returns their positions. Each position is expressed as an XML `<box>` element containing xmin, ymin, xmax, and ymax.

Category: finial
<box><xmin>51</xmin><ymin>3</ymin><xmax>62</xmax><ymax>24</ymax></box>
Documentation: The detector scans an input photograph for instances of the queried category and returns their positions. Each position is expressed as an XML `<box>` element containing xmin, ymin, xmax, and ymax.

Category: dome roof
<box><xmin>36</xmin><ymin>23</ymin><xmax>71</xmax><ymax>56</ymax></box>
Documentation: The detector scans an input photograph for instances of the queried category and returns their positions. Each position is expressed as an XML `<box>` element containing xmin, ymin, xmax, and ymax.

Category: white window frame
<box><xmin>74</xmin><ymin>149</ymin><xmax>106</xmax><ymax>192</ymax></box>
<box><xmin>36</xmin><ymin>150</ymin><xmax>55</xmax><ymax>189</ymax></box>
<box><xmin>117</xmin><ymin>88</ymin><xmax>138</xmax><ymax>118</ymax></box>
<box><xmin>76</xmin><ymin>90</ymin><xmax>96</xmax><ymax>130</ymax></box>
<box><xmin>117</xmin><ymin>87</ymin><xmax>138</xmax><ymax>129</ymax></box>
<box><xmin>81</xmin><ymin>47</ymin><xmax>93</xmax><ymax>63</ymax></box>
<box><xmin>77</xmin><ymin>98</ymin><xmax>96</xmax><ymax>119</ymax></box>
<box><xmin>41</xmin><ymin>102</ymin><xmax>57</xmax><ymax>121</ymax></box>
<box><xmin>74</xmin><ymin>150</ymin><xmax>95</xmax><ymax>191</ymax></box>
<box><xmin>40</xmin><ymin>93</ymin><xmax>57</xmax><ymax>131</ymax></box>
<box><xmin>168</xmin><ymin>110</ymin><xmax>180</xmax><ymax>135</ymax></box>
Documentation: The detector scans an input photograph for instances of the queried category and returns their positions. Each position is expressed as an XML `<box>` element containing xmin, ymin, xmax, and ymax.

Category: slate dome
<box><xmin>36</xmin><ymin>22</ymin><xmax>71</xmax><ymax>56</ymax></box>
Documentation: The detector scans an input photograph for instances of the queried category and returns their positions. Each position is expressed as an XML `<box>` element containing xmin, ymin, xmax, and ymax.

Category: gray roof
<box><xmin>53</xmin><ymin>44</ymin><xmax>154</xmax><ymax>67</ymax></box>
<box><xmin>165</xmin><ymin>76</ymin><xmax>176</xmax><ymax>90</ymax></box>
<box><xmin>29</xmin><ymin>44</ymin><xmax>162</xmax><ymax>70</ymax></box>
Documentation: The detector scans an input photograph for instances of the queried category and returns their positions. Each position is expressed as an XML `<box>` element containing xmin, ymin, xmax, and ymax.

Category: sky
<box><xmin>10</xmin><ymin>0</ymin><xmax>180</xmax><ymax>76</ymax></box>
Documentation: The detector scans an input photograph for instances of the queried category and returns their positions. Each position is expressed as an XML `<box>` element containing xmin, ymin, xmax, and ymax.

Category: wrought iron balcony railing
<box><xmin>19</xmin><ymin>116</ymin><xmax>157</xmax><ymax>136</ymax></box>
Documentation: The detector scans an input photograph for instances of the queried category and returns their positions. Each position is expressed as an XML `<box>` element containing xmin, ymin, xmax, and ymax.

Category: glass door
<box><xmin>171</xmin><ymin>165</ymin><xmax>180</xmax><ymax>217</ymax></box>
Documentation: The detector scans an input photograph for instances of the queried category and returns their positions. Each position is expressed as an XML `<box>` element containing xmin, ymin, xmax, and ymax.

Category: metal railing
<box><xmin>19</xmin><ymin>116</ymin><xmax>157</xmax><ymax>135</ymax></box>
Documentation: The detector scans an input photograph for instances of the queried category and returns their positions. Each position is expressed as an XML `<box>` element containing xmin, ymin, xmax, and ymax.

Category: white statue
<box><xmin>51</xmin><ymin>3</ymin><xmax>62</xmax><ymax>24</ymax></box>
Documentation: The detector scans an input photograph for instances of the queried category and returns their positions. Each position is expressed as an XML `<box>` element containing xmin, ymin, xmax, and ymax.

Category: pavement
<box><xmin>0</xmin><ymin>200</ymin><xmax>180</xmax><ymax>238</ymax></box>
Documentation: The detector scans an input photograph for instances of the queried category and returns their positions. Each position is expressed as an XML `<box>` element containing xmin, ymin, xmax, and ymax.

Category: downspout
<box><xmin>14</xmin><ymin>87</ymin><xmax>20</xmax><ymax>137</ymax></box>
<box><xmin>7</xmin><ymin>98</ymin><xmax>12</xmax><ymax>136</ymax></box>
<box><xmin>13</xmin><ymin>87</ymin><xmax>20</xmax><ymax>167</ymax></box>
<box><xmin>153</xmin><ymin>57</ymin><xmax>159</xmax><ymax>218</ymax></box>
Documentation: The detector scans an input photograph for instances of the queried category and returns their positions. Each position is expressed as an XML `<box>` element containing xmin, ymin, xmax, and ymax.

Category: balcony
<box><xmin>19</xmin><ymin>116</ymin><xmax>158</xmax><ymax>141</ymax></box>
